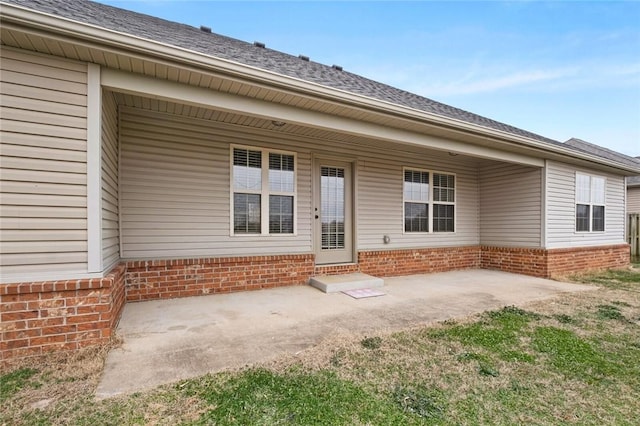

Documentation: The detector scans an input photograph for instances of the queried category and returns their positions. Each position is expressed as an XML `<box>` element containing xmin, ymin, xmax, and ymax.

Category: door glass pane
<box><xmin>321</xmin><ymin>166</ymin><xmax>345</xmax><ymax>250</ymax></box>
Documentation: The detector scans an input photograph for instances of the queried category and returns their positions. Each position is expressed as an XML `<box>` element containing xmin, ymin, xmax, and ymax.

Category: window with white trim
<box><xmin>575</xmin><ymin>173</ymin><xmax>605</xmax><ymax>232</ymax></box>
<box><xmin>232</xmin><ymin>147</ymin><xmax>295</xmax><ymax>235</ymax></box>
<box><xmin>403</xmin><ymin>168</ymin><xmax>455</xmax><ymax>233</ymax></box>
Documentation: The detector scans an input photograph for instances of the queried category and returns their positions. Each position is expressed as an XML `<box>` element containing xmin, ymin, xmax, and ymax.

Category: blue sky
<box><xmin>100</xmin><ymin>0</ymin><xmax>640</xmax><ymax>156</ymax></box>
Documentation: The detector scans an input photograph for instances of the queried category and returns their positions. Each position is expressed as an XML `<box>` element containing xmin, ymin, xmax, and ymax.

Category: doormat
<box><xmin>342</xmin><ymin>288</ymin><xmax>386</xmax><ymax>299</ymax></box>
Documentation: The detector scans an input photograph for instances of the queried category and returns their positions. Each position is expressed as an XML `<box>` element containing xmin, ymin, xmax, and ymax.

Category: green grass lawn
<box><xmin>2</xmin><ymin>267</ymin><xmax>639</xmax><ymax>425</ymax></box>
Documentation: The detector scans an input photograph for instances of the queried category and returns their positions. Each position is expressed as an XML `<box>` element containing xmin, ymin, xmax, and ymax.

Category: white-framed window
<box><xmin>403</xmin><ymin>168</ymin><xmax>455</xmax><ymax>233</ymax></box>
<box><xmin>231</xmin><ymin>146</ymin><xmax>296</xmax><ymax>235</ymax></box>
<box><xmin>575</xmin><ymin>173</ymin><xmax>605</xmax><ymax>232</ymax></box>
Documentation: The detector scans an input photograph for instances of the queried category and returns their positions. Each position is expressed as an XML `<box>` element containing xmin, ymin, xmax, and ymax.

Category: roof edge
<box><xmin>2</xmin><ymin>1</ymin><xmax>639</xmax><ymax>175</ymax></box>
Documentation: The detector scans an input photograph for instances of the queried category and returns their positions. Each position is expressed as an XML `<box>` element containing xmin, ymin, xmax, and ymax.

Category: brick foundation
<box><xmin>125</xmin><ymin>254</ymin><xmax>315</xmax><ymax>301</ymax></box>
<box><xmin>314</xmin><ymin>263</ymin><xmax>361</xmax><ymax>276</ymax></box>
<box><xmin>546</xmin><ymin>244</ymin><xmax>630</xmax><ymax>277</ymax></box>
<box><xmin>480</xmin><ymin>244</ymin><xmax>630</xmax><ymax>278</ymax></box>
<box><xmin>0</xmin><ymin>264</ymin><xmax>125</xmax><ymax>365</ymax></box>
<box><xmin>480</xmin><ymin>246</ymin><xmax>549</xmax><ymax>277</ymax></box>
<box><xmin>1</xmin><ymin>244</ymin><xmax>630</xmax><ymax>364</ymax></box>
<box><xmin>359</xmin><ymin>246</ymin><xmax>481</xmax><ymax>277</ymax></box>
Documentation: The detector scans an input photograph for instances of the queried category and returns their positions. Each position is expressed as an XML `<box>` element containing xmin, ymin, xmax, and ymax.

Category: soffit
<box><xmin>112</xmin><ymin>92</ymin><xmax>489</xmax><ymax>167</ymax></box>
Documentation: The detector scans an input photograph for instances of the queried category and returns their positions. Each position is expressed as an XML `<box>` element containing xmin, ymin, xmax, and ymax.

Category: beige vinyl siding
<box><xmin>357</xmin><ymin>157</ymin><xmax>479</xmax><ymax>250</ymax></box>
<box><xmin>479</xmin><ymin>163</ymin><xmax>542</xmax><ymax>247</ymax></box>
<box><xmin>628</xmin><ymin>186</ymin><xmax>640</xmax><ymax>214</ymax></box>
<box><xmin>101</xmin><ymin>90</ymin><xmax>120</xmax><ymax>269</ymax></box>
<box><xmin>119</xmin><ymin>108</ymin><xmax>312</xmax><ymax>258</ymax></box>
<box><xmin>546</xmin><ymin>160</ymin><xmax>625</xmax><ymax>248</ymax></box>
<box><xmin>0</xmin><ymin>47</ymin><xmax>88</xmax><ymax>278</ymax></box>
<box><xmin>119</xmin><ymin>107</ymin><xmax>481</xmax><ymax>259</ymax></box>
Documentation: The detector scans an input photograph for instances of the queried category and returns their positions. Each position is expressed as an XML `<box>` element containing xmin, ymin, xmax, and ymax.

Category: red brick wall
<box><xmin>1</xmin><ymin>244</ymin><xmax>630</xmax><ymax>364</ymax></box>
<box><xmin>314</xmin><ymin>263</ymin><xmax>361</xmax><ymax>276</ymax></box>
<box><xmin>480</xmin><ymin>246</ymin><xmax>548</xmax><ymax>277</ymax></box>
<box><xmin>358</xmin><ymin>246</ymin><xmax>481</xmax><ymax>277</ymax></box>
<box><xmin>0</xmin><ymin>264</ymin><xmax>125</xmax><ymax>366</ymax></box>
<box><xmin>480</xmin><ymin>244</ymin><xmax>630</xmax><ymax>278</ymax></box>
<box><xmin>124</xmin><ymin>254</ymin><xmax>315</xmax><ymax>301</ymax></box>
<box><xmin>546</xmin><ymin>244</ymin><xmax>630</xmax><ymax>277</ymax></box>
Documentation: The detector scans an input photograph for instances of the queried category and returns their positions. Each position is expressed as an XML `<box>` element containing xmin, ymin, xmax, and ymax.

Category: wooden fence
<box><xmin>629</xmin><ymin>213</ymin><xmax>640</xmax><ymax>258</ymax></box>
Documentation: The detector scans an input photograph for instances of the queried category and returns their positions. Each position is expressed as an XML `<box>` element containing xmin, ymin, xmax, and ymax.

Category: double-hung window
<box><xmin>403</xmin><ymin>168</ymin><xmax>455</xmax><ymax>233</ymax></box>
<box><xmin>575</xmin><ymin>173</ymin><xmax>605</xmax><ymax>232</ymax></box>
<box><xmin>232</xmin><ymin>146</ymin><xmax>295</xmax><ymax>235</ymax></box>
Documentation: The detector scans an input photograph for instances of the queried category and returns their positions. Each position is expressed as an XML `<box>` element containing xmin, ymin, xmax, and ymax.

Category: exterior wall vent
<box><xmin>253</xmin><ymin>41</ymin><xmax>266</xmax><ymax>48</ymax></box>
<box><xmin>199</xmin><ymin>25</ymin><xmax>211</xmax><ymax>33</ymax></box>
<box><xmin>298</xmin><ymin>55</ymin><xmax>310</xmax><ymax>61</ymax></box>
<box><xmin>332</xmin><ymin>65</ymin><xmax>343</xmax><ymax>71</ymax></box>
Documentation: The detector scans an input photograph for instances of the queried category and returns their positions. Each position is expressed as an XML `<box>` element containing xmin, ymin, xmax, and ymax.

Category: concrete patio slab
<box><xmin>96</xmin><ymin>269</ymin><xmax>594</xmax><ymax>398</ymax></box>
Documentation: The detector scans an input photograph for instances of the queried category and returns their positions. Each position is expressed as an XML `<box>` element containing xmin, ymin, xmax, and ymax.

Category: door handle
<box><xmin>315</xmin><ymin>215</ymin><xmax>319</xmax><ymax>219</ymax></box>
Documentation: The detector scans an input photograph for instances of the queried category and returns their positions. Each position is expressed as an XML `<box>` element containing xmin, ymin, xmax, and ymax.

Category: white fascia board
<box><xmin>87</xmin><ymin>63</ymin><xmax>102</xmax><ymax>273</ymax></box>
<box><xmin>2</xmin><ymin>2</ymin><xmax>639</xmax><ymax>174</ymax></box>
<box><xmin>102</xmin><ymin>68</ymin><xmax>544</xmax><ymax>167</ymax></box>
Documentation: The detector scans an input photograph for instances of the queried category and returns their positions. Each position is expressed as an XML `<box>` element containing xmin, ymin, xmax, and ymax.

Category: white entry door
<box><xmin>314</xmin><ymin>159</ymin><xmax>353</xmax><ymax>264</ymax></box>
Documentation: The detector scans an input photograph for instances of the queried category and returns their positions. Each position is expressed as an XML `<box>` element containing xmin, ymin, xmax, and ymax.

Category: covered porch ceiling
<box><xmin>110</xmin><ymin>90</ymin><xmax>522</xmax><ymax>169</ymax></box>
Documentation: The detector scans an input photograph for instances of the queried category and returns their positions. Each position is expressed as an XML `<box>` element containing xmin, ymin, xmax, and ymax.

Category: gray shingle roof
<box><xmin>564</xmin><ymin>138</ymin><xmax>640</xmax><ymax>169</ymax></box>
<box><xmin>3</xmin><ymin>0</ymin><xmax>569</xmax><ymax>148</ymax></box>
<box><xmin>628</xmin><ymin>176</ymin><xmax>640</xmax><ymax>186</ymax></box>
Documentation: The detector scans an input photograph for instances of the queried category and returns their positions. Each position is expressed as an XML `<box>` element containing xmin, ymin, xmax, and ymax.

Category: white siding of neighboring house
<box><xmin>479</xmin><ymin>162</ymin><xmax>542</xmax><ymax>247</ymax></box>
<box><xmin>119</xmin><ymin>107</ymin><xmax>481</xmax><ymax>259</ymax></box>
<box><xmin>628</xmin><ymin>186</ymin><xmax>640</xmax><ymax>214</ymax></box>
<box><xmin>0</xmin><ymin>47</ymin><xmax>89</xmax><ymax>279</ymax></box>
<box><xmin>101</xmin><ymin>90</ymin><xmax>120</xmax><ymax>270</ymax></box>
<box><xmin>546</xmin><ymin>160</ymin><xmax>626</xmax><ymax>248</ymax></box>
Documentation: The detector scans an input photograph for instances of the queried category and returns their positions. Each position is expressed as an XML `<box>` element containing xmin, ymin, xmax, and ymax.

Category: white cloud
<box><xmin>359</xmin><ymin>59</ymin><xmax>640</xmax><ymax>99</ymax></box>
<box><xmin>420</xmin><ymin>68</ymin><xmax>578</xmax><ymax>96</ymax></box>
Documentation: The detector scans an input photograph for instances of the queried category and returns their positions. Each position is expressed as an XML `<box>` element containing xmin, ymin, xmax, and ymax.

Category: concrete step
<box><xmin>309</xmin><ymin>272</ymin><xmax>384</xmax><ymax>293</ymax></box>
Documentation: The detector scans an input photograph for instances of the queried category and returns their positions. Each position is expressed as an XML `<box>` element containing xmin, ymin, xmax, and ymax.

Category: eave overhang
<box><xmin>2</xmin><ymin>1</ymin><xmax>639</xmax><ymax>175</ymax></box>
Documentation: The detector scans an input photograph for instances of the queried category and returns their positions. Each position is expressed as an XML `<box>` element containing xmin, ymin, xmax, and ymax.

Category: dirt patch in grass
<box><xmin>2</xmin><ymin>268</ymin><xmax>639</xmax><ymax>425</ymax></box>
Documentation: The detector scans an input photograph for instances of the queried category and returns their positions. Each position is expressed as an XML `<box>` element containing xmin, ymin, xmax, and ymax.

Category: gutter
<box><xmin>2</xmin><ymin>1</ymin><xmax>639</xmax><ymax>175</ymax></box>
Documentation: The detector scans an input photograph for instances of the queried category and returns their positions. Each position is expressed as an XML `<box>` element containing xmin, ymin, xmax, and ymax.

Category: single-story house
<box><xmin>2</xmin><ymin>0</ymin><xmax>639</xmax><ymax>363</ymax></box>
<box><xmin>627</xmin><ymin>176</ymin><xmax>640</xmax><ymax>214</ymax></box>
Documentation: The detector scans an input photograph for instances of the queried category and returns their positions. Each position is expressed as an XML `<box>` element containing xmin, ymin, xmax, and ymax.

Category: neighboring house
<box><xmin>564</xmin><ymin>138</ymin><xmax>640</xmax><ymax>214</ymax></box>
<box><xmin>628</xmin><ymin>176</ymin><xmax>640</xmax><ymax>214</ymax></box>
<box><xmin>1</xmin><ymin>0</ymin><xmax>639</xmax><ymax>362</ymax></box>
